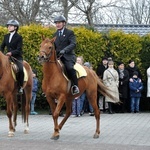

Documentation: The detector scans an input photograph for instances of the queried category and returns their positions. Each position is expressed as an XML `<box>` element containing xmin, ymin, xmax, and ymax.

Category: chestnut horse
<box><xmin>0</xmin><ymin>51</ymin><xmax>33</xmax><ymax>137</ymax></box>
<box><xmin>38</xmin><ymin>37</ymin><xmax>117</xmax><ymax>140</ymax></box>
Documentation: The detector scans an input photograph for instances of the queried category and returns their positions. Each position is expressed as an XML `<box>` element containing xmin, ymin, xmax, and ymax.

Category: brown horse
<box><xmin>0</xmin><ymin>51</ymin><xmax>33</xmax><ymax>137</ymax></box>
<box><xmin>38</xmin><ymin>37</ymin><xmax>117</xmax><ymax>140</ymax></box>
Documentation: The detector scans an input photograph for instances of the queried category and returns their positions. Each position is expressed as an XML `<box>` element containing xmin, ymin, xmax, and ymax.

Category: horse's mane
<box><xmin>0</xmin><ymin>51</ymin><xmax>10</xmax><ymax>72</ymax></box>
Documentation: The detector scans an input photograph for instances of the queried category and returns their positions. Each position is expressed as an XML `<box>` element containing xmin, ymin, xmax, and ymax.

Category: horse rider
<box><xmin>53</xmin><ymin>15</ymin><xmax>79</xmax><ymax>95</ymax></box>
<box><xmin>0</xmin><ymin>20</ymin><xmax>24</xmax><ymax>94</ymax></box>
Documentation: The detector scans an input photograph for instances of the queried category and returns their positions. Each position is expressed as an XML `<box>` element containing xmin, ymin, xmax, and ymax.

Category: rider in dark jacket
<box><xmin>0</xmin><ymin>20</ymin><xmax>24</xmax><ymax>94</ymax></box>
<box><xmin>53</xmin><ymin>15</ymin><xmax>79</xmax><ymax>95</ymax></box>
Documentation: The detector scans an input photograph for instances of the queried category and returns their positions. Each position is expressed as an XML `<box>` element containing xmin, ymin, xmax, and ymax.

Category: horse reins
<box><xmin>10</xmin><ymin>56</ymin><xmax>23</xmax><ymax>64</ymax></box>
<box><xmin>39</xmin><ymin>49</ymin><xmax>56</xmax><ymax>63</ymax></box>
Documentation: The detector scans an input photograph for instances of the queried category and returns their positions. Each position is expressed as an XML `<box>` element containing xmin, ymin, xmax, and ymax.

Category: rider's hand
<box><xmin>59</xmin><ymin>50</ymin><xmax>65</xmax><ymax>55</ymax></box>
<box><xmin>6</xmin><ymin>52</ymin><xmax>12</xmax><ymax>56</ymax></box>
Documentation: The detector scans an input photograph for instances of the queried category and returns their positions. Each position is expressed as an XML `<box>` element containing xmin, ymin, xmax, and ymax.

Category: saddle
<box><xmin>58</xmin><ymin>60</ymin><xmax>87</xmax><ymax>81</ymax></box>
<box><xmin>10</xmin><ymin>62</ymin><xmax>28</xmax><ymax>82</ymax></box>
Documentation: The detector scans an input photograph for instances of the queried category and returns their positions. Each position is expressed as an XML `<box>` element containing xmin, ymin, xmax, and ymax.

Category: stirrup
<box><xmin>18</xmin><ymin>87</ymin><xmax>23</xmax><ymax>95</ymax></box>
<box><xmin>71</xmin><ymin>85</ymin><xmax>79</xmax><ymax>95</ymax></box>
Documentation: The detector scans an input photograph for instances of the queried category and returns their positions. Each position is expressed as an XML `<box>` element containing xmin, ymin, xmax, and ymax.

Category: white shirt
<box><xmin>9</xmin><ymin>31</ymin><xmax>15</xmax><ymax>43</ymax></box>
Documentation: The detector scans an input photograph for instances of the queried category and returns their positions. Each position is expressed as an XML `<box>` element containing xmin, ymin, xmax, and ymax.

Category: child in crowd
<box><xmin>129</xmin><ymin>71</ymin><xmax>143</xmax><ymax>113</ymax></box>
<box><xmin>30</xmin><ymin>70</ymin><xmax>39</xmax><ymax>115</ymax></box>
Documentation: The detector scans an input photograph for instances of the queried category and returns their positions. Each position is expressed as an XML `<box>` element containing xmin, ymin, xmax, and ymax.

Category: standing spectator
<box><xmin>30</xmin><ymin>70</ymin><xmax>39</xmax><ymax>115</ymax></box>
<box><xmin>71</xmin><ymin>96</ymin><xmax>81</xmax><ymax>117</ymax></box>
<box><xmin>96</xmin><ymin>57</ymin><xmax>108</xmax><ymax>112</ymax></box>
<box><xmin>117</xmin><ymin>62</ymin><xmax>129</xmax><ymax>113</ymax></box>
<box><xmin>71</xmin><ymin>56</ymin><xmax>84</xmax><ymax>117</ymax></box>
<box><xmin>76</xmin><ymin>56</ymin><xmax>84</xmax><ymax>65</ymax></box>
<box><xmin>103</xmin><ymin>60</ymin><xmax>120</xmax><ymax>114</ymax></box>
<box><xmin>126</xmin><ymin>60</ymin><xmax>142</xmax><ymax>112</ymax></box>
<box><xmin>147</xmin><ymin>66</ymin><xmax>150</xmax><ymax>98</ymax></box>
<box><xmin>83</xmin><ymin>62</ymin><xmax>94</xmax><ymax>116</ymax></box>
<box><xmin>53</xmin><ymin>15</ymin><xmax>79</xmax><ymax>95</ymax></box>
<box><xmin>129</xmin><ymin>71</ymin><xmax>143</xmax><ymax>113</ymax></box>
<box><xmin>126</xmin><ymin>60</ymin><xmax>142</xmax><ymax>79</ymax></box>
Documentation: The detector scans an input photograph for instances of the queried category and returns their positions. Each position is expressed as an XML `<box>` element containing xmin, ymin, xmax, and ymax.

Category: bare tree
<box><xmin>69</xmin><ymin>0</ymin><xmax>96</xmax><ymax>26</ymax></box>
<box><xmin>127</xmin><ymin>0</ymin><xmax>150</xmax><ymax>24</ymax></box>
<box><xmin>102</xmin><ymin>0</ymin><xmax>150</xmax><ymax>24</ymax></box>
<box><xmin>69</xmin><ymin>0</ymin><xmax>121</xmax><ymax>26</ymax></box>
<box><xmin>0</xmin><ymin>0</ymin><xmax>41</xmax><ymax>25</ymax></box>
<box><xmin>1</xmin><ymin>0</ymin><xmax>150</xmax><ymax>26</ymax></box>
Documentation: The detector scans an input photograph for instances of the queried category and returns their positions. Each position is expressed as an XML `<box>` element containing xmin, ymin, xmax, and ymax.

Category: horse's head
<box><xmin>38</xmin><ymin>36</ymin><xmax>56</xmax><ymax>63</ymax></box>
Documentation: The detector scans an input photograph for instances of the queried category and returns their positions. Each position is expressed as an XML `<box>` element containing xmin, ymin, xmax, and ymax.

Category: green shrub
<box><xmin>0</xmin><ymin>25</ymin><xmax>149</xmax><ymax>110</ymax></box>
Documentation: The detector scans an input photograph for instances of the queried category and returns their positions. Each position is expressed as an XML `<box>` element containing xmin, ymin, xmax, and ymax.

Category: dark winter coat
<box><xmin>96</xmin><ymin>64</ymin><xmax>108</xmax><ymax>79</ymax></box>
<box><xmin>126</xmin><ymin>66</ymin><xmax>142</xmax><ymax>79</ymax></box>
<box><xmin>129</xmin><ymin>78</ymin><xmax>143</xmax><ymax>98</ymax></box>
<box><xmin>117</xmin><ymin>69</ymin><xmax>129</xmax><ymax>99</ymax></box>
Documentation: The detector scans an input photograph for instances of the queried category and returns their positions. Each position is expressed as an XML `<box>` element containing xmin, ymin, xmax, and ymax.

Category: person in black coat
<box><xmin>117</xmin><ymin>62</ymin><xmax>129</xmax><ymax>113</ymax></box>
<box><xmin>53</xmin><ymin>15</ymin><xmax>79</xmax><ymax>95</ymax></box>
<box><xmin>0</xmin><ymin>20</ymin><xmax>24</xmax><ymax>94</ymax></box>
<box><xmin>96</xmin><ymin>57</ymin><xmax>108</xmax><ymax>112</ymax></box>
<box><xmin>126</xmin><ymin>60</ymin><xmax>142</xmax><ymax>112</ymax></box>
<box><xmin>126</xmin><ymin>60</ymin><xmax>142</xmax><ymax>79</ymax></box>
<box><xmin>96</xmin><ymin>57</ymin><xmax>108</xmax><ymax>79</ymax></box>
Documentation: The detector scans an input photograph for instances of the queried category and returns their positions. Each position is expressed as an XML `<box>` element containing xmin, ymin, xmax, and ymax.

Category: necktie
<box><xmin>59</xmin><ymin>31</ymin><xmax>62</xmax><ymax>36</ymax></box>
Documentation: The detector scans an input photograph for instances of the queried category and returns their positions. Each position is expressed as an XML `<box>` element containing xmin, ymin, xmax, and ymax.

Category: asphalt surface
<box><xmin>0</xmin><ymin>112</ymin><xmax>150</xmax><ymax>150</ymax></box>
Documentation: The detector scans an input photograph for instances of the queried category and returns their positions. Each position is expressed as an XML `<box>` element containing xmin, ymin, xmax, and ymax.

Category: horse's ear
<box><xmin>50</xmin><ymin>37</ymin><xmax>56</xmax><ymax>43</ymax></box>
<box><xmin>41</xmin><ymin>35</ymin><xmax>46</xmax><ymax>40</ymax></box>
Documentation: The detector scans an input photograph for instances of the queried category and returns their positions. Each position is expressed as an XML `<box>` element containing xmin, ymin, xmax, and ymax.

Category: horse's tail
<box><xmin>21</xmin><ymin>92</ymin><xmax>26</xmax><ymax>122</ymax></box>
<box><xmin>97</xmin><ymin>76</ymin><xmax>119</xmax><ymax>103</ymax></box>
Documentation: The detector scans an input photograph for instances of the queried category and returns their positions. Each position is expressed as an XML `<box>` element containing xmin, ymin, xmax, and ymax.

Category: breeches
<box><xmin>61</xmin><ymin>58</ymin><xmax>76</xmax><ymax>77</ymax></box>
<box><xmin>15</xmin><ymin>60</ymin><xmax>24</xmax><ymax>86</ymax></box>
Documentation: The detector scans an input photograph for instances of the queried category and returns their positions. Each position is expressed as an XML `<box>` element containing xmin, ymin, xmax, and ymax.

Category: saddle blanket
<box><xmin>74</xmin><ymin>63</ymin><xmax>87</xmax><ymax>78</ymax></box>
<box><xmin>58</xmin><ymin>60</ymin><xmax>87</xmax><ymax>80</ymax></box>
<box><xmin>11</xmin><ymin>67</ymin><xmax>28</xmax><ymax>82</ymax></box>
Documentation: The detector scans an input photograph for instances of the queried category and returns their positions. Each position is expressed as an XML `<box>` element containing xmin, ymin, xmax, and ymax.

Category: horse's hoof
<box><xmin>51</xmin><ymin>135</ymin><xmax>60</xmax><ymax>140</ymax></box>
<box><xmin>93</xmin><ymin>133</ymin><xmax>99</xmax><ymax>139</ymax></box>
<box><xmin>24</xmin><ymin>126</ymin><xmax>29</xmax><ymax>134</ymax></box>
<box><xmin>24</xmin><ymin>130</ymin><xmax>29</xmax><ymax>134</ymax></box>
<box><xmin>8</xmin><ymin>131</ymin><xmax>14</xmax><ymax>137</ymax></box>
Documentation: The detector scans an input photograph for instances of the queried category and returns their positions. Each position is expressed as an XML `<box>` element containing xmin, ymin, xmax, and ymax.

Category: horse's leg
<box><xmin>24</xmin><ymin>87</ymin><xmax>32</xmax><ymax>134</ymax></box>
<box><xmin>12</xmin><ymin>93</ymin><xmax>18</xmax><ymax>132</ymax></box>
<box><xmin>5</xmin><ymin>94</ymin><xmax>15</xmax><ymax>137</ymax></box>
<box><xmin>58</xmin><ymin>98</ymin><xmax>72</xmax><ymax>130</ymax></box>
<box><xmin>87</xmin><ymin>91</ymin><xmax>100</xmax><ymax>138</ymax></box>
<box><xmin>49</xmin><ymin>95</ymin><xmax>65</xmax><ymax>140</ymax></box>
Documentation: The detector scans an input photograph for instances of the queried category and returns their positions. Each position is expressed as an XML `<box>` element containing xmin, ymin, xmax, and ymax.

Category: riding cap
<box><xmin>6</xmin><ymin>20</ymin><xmax>19</xmax><ymax>27</ymax></box>
<box><xmin>54</xmin><ymin>15</ymin><xmax>66</xmax><ymax>23</ymax></box>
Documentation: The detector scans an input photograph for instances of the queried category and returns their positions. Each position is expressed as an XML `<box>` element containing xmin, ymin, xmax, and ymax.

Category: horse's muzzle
<box><xmin>37</xmin><ymin>55</ymin><xmax>45</xmax><ymax>64</ymax></box>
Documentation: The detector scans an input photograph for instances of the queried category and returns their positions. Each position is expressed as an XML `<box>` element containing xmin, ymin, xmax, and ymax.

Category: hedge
<box><xmin>0</xmin><ymin>25</ymin><xmax>149</xmax><ymax>110</ymax></box>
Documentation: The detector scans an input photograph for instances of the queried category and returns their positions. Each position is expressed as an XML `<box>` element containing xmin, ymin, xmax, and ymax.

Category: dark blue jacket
<box><xmin>32</xmin><ymin>77</ymin><xmax>38</xmax><ymax>93</ymax></box>
<box><xmin>129</xmin><ymin>78</ymin><xmax>143</xmax><ymax>98</ymax></box>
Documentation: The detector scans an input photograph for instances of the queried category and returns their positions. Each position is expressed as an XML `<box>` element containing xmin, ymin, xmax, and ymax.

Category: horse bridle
<box><xmin>39</xmin><ymin>47</ymin><xmax>56</xmax><ymax>63</ymax></box>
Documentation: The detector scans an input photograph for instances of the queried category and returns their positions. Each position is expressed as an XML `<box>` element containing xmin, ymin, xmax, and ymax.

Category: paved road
<box><xmin>0</xmin><ymin>112</ymin><xmax>150</xmax><ymax>150</ymax></box>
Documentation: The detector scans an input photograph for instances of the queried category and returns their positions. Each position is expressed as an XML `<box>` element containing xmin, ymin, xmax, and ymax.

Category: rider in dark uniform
<box><xmin>53</xmin><ymin>15</ymin><xmax>79</xmax><ymax>95</ymax></box>
<box><xmin>0</xmin><ymin>20</ymin><xmax>24</xmax><ymax>94</ymax></box>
